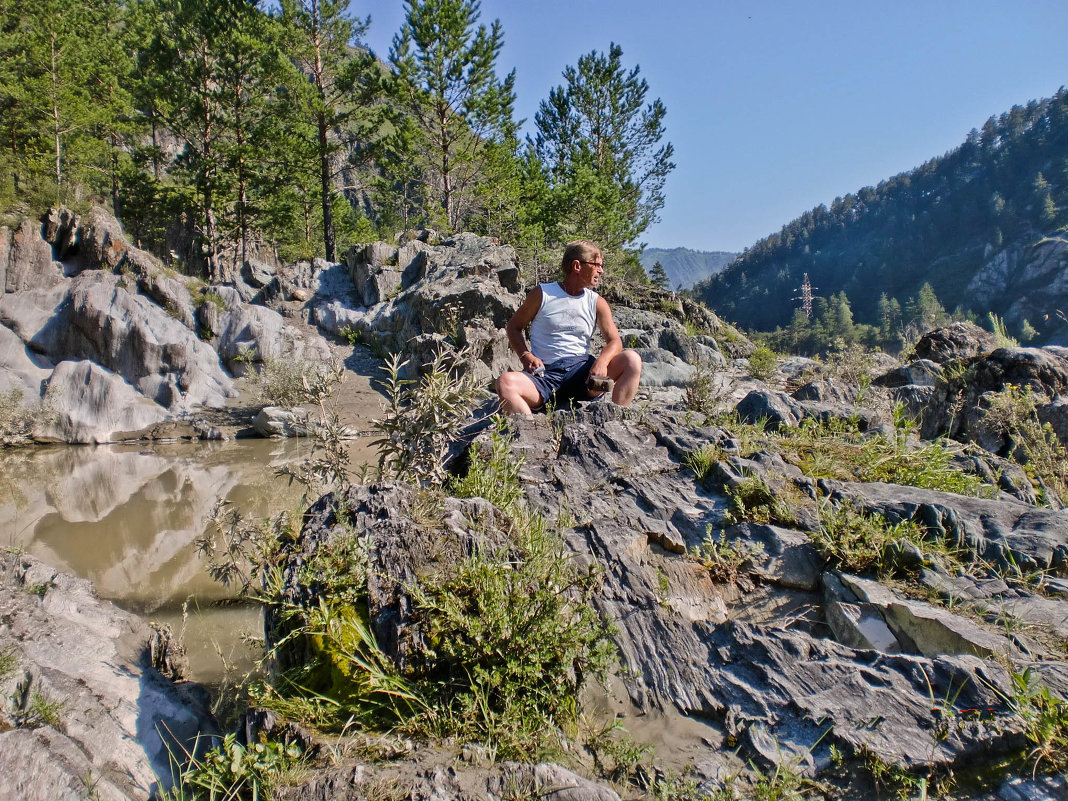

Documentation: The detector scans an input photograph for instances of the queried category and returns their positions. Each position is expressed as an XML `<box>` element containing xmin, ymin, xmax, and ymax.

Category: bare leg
<box><xmin>496</xmin><ymin>370</ymin><xmax>544</xmax><ymax>415</ymax></box>
<box><xmin>607</xmin><ymin>349</ymin><xmax>642</xmax><ymax>406</ymax></box>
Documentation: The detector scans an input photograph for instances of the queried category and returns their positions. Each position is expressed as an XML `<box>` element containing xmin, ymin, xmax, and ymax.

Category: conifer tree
<box><xmin>278</xmin><ymin>0</ymin><xmax>380</xmax><ymax>261</ymax></box>
<box><xmin>649</xmin><ymin>260</ymin><xmax>669</xmax><ymax>289</ymax></box>
<box><xmin>0</xmin><ymin>0</ymin><xmax>130</xmax><ymax>200</ymax></box>
<box><xmin>534</xmin><ymin>43</ymin><xmax>674</xmax><ymax>254</ymax></box>
<box><xmin>389</xmin><ymin>0</ymin><xmax>517</xmax><ymax>233</ymax></box>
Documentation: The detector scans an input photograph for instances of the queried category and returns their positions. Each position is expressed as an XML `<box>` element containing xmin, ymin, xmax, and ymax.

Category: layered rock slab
<box><xmin>0</xmin><ymin>552</ymin><xmax>218</xmax><ymax>801</ymax></box>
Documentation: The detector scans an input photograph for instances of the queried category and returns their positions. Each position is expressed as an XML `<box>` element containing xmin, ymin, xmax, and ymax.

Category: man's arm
<box><xmin>505</xmin><ymin>287</ymin><xmax>544</xmax><ymax>372</ymax></box>
<box><xmin>591</xmin><ymin>296</ymin><xmax>623</xmax><ymax>376</ymax></box>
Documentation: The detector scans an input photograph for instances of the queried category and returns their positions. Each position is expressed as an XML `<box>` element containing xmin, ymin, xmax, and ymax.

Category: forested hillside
<box><xmin>639</xmin><ymin>246</ymin><xmax>736</xmax><ymax>290</ymax></box>
<box><xmin>0</xmin><ymin>0</ymin><xmax>674</xmax><ymax>282</ymax></box>
<box><xmin>694</xmin><ymin>88</ymin><xmax>1068</xmax><ymax>347</ymax></box>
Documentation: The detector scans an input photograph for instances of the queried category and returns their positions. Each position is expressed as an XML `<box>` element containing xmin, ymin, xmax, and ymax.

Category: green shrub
<box><xmin>0</xmin><ymin>646</ymin><xmax>15</xmax><ymax>681</ymax></box>
<box><xmin>451</xmin><ymin>416</ymin><xmax>525</xmax><ymax>517</ymax></box>
<box><xmin>409</xmin><ymin>512</ymin><xmax>616</xmax><ymax>758</ymax></box>
<box><xmin>811</xmin><ymin>501</ymin><xmax>959</xmax><ymax>577</ymax></box>
<box><xmin>372</xmin><ymin>348</ymin><xmax>484</xmax><ymax>486</ymax></box>
<box><xmin>723</xmin><ymin>476</ymin><xmax>798</xmax><ymax>527</ymax></box>
<box><xmin>979</xmin><ymin>384</ymin><xmax>1068</xmax><ymax>504</ymax></box>
<box><xmin>692</xmin><ymin>525</ymin><xmax>764</xmax><ymax>584</ymax></box>
<box><xmin>251</xmin><ymin>356</ymin><xmax>341</xmax><ymax>409</ymax></box>
<box><xmin>1007</xmin><ymin>668</ymin><xmax>1068</xmax><ymax>774</ymax></box>
<box><xmin>747</xmin><ymin>345</ymin><xmax>778</xmax><ymax>382</ymax></box>
<box><xmin>684</xmin><ymin>357</ymin><xmax>725</xmax><ymax>416</ymax></box>
<box><xmin>0</xmin><ymin>389</ymin><xmax>38</xmax><ymax>444</ymax></box>
<box><xmin>160</xmin><ymin>733</ymin><xmax>303</xmax><ymax>801</ymax></box>
<box><xmin>248</xmin><ymin>412</ymin><xmax>616</xmax><ymax>760</ymax></box>
<box><xmin>988</xmin><ymin>312</ymin><xmax>1019</xmax><ymax>348</ymax></box>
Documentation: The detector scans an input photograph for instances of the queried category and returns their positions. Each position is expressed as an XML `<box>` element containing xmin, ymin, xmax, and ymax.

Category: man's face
<box><xmin>576</xmin><ymin>254</ymin><xmax>604</xmax><ymax>288</ymax></box>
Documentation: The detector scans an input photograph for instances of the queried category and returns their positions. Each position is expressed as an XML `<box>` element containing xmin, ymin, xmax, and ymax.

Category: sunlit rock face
<box><xmin>0</xmin><ymin>551</ymin><xmax>218</xmax><ymax>801</ymax></box>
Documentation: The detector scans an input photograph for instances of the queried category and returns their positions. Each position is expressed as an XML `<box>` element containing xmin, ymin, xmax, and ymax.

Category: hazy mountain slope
<box><xmin>640</xmin><ymin>247</ymin><xmax>737</xmax><ymax>290</ymax></box>
<box><xmin>693</xmin><ymin>87</ymin><xmax>1068</xmax><ymax>342</ymax></box>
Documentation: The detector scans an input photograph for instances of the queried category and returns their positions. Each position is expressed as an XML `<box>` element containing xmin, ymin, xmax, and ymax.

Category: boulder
<box><xmin>35</xmin><ymin>360</ymin><xmax>171</xmax><ymax>444</ymax></box>
<box><xmin>53</xmin><ymin>272</ymin><xmax>235</xmax><ymax>408</ymax></box>
<box><xmin>735</xmin><ymin>388</ymin><xmax>803</xmax><ymax>430</ymax></box>
<box><xmin>837</xmin><ymin>573</ymin><xmax>1019</xmax><ymax>659</ymax></box>
<box><xmin>913</xmin><ymin>322</ymin><xmax>996</xmax><ymax>365</ymax></box>
<box><xmin>253</xmin><ymin>406</ymin><xmax>314</xmax><ymax>438</ymax></box>
<box><xmin>212</xmin><ymin>286</ymin><xmax>332</xmax><ymax>373</ymax></box>
<box><xmin>871</xmin><ymin>358</ymin><xmax>943</xmax><ymax>388</ymax></box>
<box><xmin>0</xmin><ymin>552</ymin><xmax>218</xmax><ymax>801</ymax></box>
<box><xmin>633</xmin><ymin>347</ymin><xmax>695</xmax><ymax>388</ymax></box>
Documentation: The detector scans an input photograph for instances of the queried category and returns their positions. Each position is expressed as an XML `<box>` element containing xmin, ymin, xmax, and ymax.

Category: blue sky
<box><xmin>361</xmin><ymin>1</ymin><xmax>1068</xmax><ymax>253</ymax></box>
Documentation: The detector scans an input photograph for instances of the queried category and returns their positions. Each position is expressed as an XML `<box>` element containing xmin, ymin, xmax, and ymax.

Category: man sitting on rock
<box><xmin>496</xmin><ymin>240</ymin><xmax>642</xmax><ymax>414</ymax></box>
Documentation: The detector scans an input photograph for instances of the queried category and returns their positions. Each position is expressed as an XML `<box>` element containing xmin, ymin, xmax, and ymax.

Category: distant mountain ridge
<box><xmin>639</xmin><ymin>247</ymin><xmax>737</xmax><ymax>291</ymax></box>
<box><xmin>693</xmin><ymin>87</ymin><xmax>1068</xmax><ymax>343</ymax></box>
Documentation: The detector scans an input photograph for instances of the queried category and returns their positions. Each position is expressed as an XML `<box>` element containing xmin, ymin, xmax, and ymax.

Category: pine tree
<box><xmin>389</xmin><ymin>0</ymin><xmax>517</xmax><ymax>232</ymax></box>
<box><xmin>278</xmin><ymin>0</ymin><xmax>380</xmax><ymax>261</ymax></box>
<box><xmin>533</xmin><ymin>43</ymin><xmax>674</xmax><ymax>253</ymax></box>
<box><xmin>906</xmin><ymin>283</ymin><xmax>948</xmax><ymax>334</ymax></box>
<box><xmin>649</xmin><ymin>260</ymin><xmax>669</xmax><ymax>289</ymax></box>
<box><xmin>0</xmin><ymin>0</ymin><xmax>131</xmax><ymax>200</ymax></box>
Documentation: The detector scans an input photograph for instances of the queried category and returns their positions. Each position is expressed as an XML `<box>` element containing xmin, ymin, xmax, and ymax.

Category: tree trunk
<box><xmin>50</xmin><ymin>32</ymin><xmax>62</xmax><ymax>187</ymax></box>
<box><xmin>319</xmin><ymin>113</ymin><xmax>334</xmax><ymax>262</ymax></box>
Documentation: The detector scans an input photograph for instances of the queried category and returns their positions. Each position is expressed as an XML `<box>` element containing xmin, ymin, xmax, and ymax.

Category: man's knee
<box><xmin>614</xmin><ymin>349</ymin><xmax>642</xmax><ymax>378</ymax></box>
<box><xmin>497</xmin><ymin>371</ymin><xmax>521</xmax><ymax>398</ymax></box>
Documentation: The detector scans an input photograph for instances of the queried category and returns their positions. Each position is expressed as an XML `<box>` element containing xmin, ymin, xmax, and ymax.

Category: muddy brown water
<box><xmin>1</xmin><ymin>435</ymin><xmax>379</xmax><ymax>683</ymax></box>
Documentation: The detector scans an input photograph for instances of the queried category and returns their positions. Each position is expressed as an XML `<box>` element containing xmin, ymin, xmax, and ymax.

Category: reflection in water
<box><xmin>152</xmin><ymin>602</ymin><xmax>266</xmax><ymax>687</ymax></box>
<box><xmin>1</xmin><ymin>437</ymin><xmax>377</xmax><ymax>612</ymax></box>
<box><xmin>2</xmin><ymin>436</ymin><xmax>377</xmax><ymax>681</ymax></box>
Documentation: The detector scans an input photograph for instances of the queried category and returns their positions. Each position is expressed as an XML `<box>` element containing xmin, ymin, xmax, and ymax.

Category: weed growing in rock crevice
<box><xmin>723</xmin><ymin>476</ymin><xmax>801</xmax><ymax>528</ymax></box>
<box><xmin>811</xmin><ymin>500</ymin><xmax>962</xmax><ymax>578</ymax></box>
<box><xmin>778</xmin><ymin>416</ymin><xmax>992</xmax><ymax>497</ymax></box>
<box><xmin>692</xmin><ymin>524</ymin><xmax>765</xmax><ymax>585</ymax></box>
<box><xmin>1005</xmin><ymin>668</ymin><xmax>1068</xmax><ymax>774</ymax></box>
<box><xmin>158</xmin><ymin>732</ymin><xmax>304</xmax><ymax>801</ymax></box>
<box><xmin>978</xmin><ymin>384</ymin><xmax>1068</xmax><ymax>505</ymax></box>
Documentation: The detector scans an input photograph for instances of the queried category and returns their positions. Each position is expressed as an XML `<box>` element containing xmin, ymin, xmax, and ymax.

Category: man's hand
<box><xmin>520</xmin><ymin>351</ymin><xmax>544</xmax><ymax>374</ymax></box>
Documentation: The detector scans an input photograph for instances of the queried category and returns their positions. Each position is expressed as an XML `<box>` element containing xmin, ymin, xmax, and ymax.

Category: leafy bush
<box><xmin>0</xmin><ymin>389</ymin><xmax>39</xmax><ymax>444</ymax></box>
<box><xmin>247</xmin><ymin>413</ymin><xmax>616</xmax><ymax>760</ymax></box>
<box><xmin>684</xmin><ymin>356</ymin><xmax>726</xmax><ymax>416</ymax></box>
<box><xmin>409</xmin><ymin>512</ymin><xmax>616</xmax><ymax>758</ymax></box>
<box><xmin>372</xmin><ymin>348</ymin><xmax>485</xmax><ymax>486</ymax></box>
<box><xmin>160</xmin><ymin>733</ymin><xmax>303</xmax><ymax>801</ymax></box>
<box><xmin>1006</xmin><ymin>668</ymin><xmax>1068</xmax><ymax>774</ymax></box>
<box><xmin>692</xmin><ymin>525</ymin><xmax>764</xmax><ymax>584</ymax></box>
<box><xmin>450</xmin><ymin>416</ymin><xmax>525</xmax><ymax>517</ymax></box>
<box><xmin>251</xmin><ymin>356</ymin><xmax>341</xmax><ymax>409</ymax></box>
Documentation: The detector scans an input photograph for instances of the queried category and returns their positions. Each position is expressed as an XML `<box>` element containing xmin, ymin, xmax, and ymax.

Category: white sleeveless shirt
<box><xmin>529</xmin><ymin>282</ymin><xmax>598</xmax><ymax>364</ymax></box>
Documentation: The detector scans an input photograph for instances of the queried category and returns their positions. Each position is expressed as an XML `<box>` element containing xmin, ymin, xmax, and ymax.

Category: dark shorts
<box><xmin>528</xmin><ymin>354</ymin><xmax>597</xmax><ymax>409</ymax></box>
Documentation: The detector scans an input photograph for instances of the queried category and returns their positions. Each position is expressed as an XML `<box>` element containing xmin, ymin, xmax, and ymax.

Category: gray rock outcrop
<box><xmin>272</xmin><ymin>397</ymin><xmax>1068</xmax><ymax>796</ymax></box>
<box><xmin>0</xmin><ymin>552</ymin><xmax>218</xmax><ymax>801</ymax></box>
<box><xmin>0</xmin><ymin>207</ymin><xmax>333</xmax><ymax>443</ymax></box>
